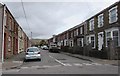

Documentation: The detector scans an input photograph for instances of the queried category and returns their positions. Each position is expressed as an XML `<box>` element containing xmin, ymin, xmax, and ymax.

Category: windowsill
<box><xmin>109</xmin><ymin>20</ymin><xmax>117</xmax><ymax>24</ymax></box>
<box><xmin>89</xmin><ymin>30</ymin><xmax>94</xmax><ymax>32</ymax></box>
<box><xmin>98</xmin><ymin>26</ymin><xmax>103</xmax><ymax>28</ymax></box>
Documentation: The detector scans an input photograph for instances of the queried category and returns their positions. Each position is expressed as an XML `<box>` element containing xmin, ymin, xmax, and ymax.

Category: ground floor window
<box><xmin>70</xmin><ymin>40</ymin><xmax>73</xmax><ymax>47</ymax></box>
<box><xmin>113</xmin><ymin>30</ymin><xmax>119</xmax><ymax>46</ymax></box>
<box><xmin>86</xmin><ymin>35</ymin><xmax>95</xmax><ymax>48</ymax></box>
<box><xmin>8</xmin><ymin>36</ymin><xmax>11</xmax><ymax>52</ymax></box>
<box><xmin>106</xmin><ymin>32</ymin><xmax>111</xmax><ymax>47</ymax></box>
<box><xmin>106</xmin><ymin>28</ymin><xmax>119</xmax><ymax>47</ymax></box>
<box><xmin>91</xmin><ymin>36</ymin><xmax>95</xmax><ymax>48</ymax></box>
<box><xmin>80</xmin><ymin>38</ymin><xmax>83</xmax><ymax>47</ymax></box>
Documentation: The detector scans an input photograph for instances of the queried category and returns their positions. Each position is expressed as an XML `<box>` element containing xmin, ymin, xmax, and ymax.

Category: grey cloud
<box><xmin>4</xmin><ymin>1</ymin><xmax>118</xmax><ymax>39</ymax></box>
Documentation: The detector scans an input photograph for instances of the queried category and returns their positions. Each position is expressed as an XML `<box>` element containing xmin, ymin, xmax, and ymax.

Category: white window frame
<box><xmin>71</xmin><ymin>32</ymin><xmax>73</xmax><ymax>38</ymax></box>
<box><xmin>74</xmin><ymin>30</ymin><xmax>76</xmax><ymax>36</ymax></box>
<box><xmin>109</xmin><ymin>6</ymin><xmax>118</xmax><ymax>24</ymax></box>
<box><xmin>89</xmin><ymin>18</ymin><xmax>94</xmax><ymax>31</ymax></box>
<box><xmin>105</xmin><ymin>28</ymin><xmax>119</xmax><ymax>47</ymax></box>
<box><xmin>90</xmin><ymin>35</ymin><xmax>95</xmax><ymax>48</ymax></box>
<box><xmin>80</xmin><ymin>27</ymin><xmax>83</xmax><ymax>34</ymax></box>
<box><xmin>76</xmin><ymin>29</ymin><xmax>79</xmax><ymax>36</ymax></box>
<box><xmin>70</xmin><ymin>40</ymin><xmax>73</xmax><ymax>47</ymax></box>
<box><xmin>86</xmin><ymin>36</ymin><xmax>89</xmax><ymax>45</ymax></box>
<box><xmin>80</xmin><ymin>38</ymin><xmax>83</xmax><ymax>47</ymax></box>
<box><xmin>98</xmin><ymin>14</ymin><xmax>103</xmax><ymax>27</ymax></box>
<box><xmin>86</xmin><ymin>35</ymin><xmax>95</xmax><ymax>48</ymax></box>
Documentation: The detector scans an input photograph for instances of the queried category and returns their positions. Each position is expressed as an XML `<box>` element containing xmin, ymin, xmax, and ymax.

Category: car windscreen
<box><xmin>27</xmin><ymin>48</ymin><xmax>39</xmax><ymax>52</ymax></box>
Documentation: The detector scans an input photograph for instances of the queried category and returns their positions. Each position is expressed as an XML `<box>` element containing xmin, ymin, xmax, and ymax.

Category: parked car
<box><xmin>41</xmin><ymin>45</ymin><xmax>49</xmax><ymax>50</ymax></box>
<box><xmin>24</xmin><ymin>47</ymin><xmax>41</xmax><ymax>61</ymax></box>
<box><xmin>49</xmin><ymin>43</ymin><xmax>60</xmax><ymax>53</ymax></box>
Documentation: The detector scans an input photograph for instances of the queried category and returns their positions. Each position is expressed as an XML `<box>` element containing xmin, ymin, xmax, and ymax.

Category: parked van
<box><xmin>49</xmin><ymin>43</ymin><xmax>60</xmax><ymax>53</ymax></box>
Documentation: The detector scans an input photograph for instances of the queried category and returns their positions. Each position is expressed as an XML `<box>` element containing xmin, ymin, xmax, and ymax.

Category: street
<box><xmin>2</xmin><ymin>49</ymin><xmax>118</xmax><ymax>74</ymax></box>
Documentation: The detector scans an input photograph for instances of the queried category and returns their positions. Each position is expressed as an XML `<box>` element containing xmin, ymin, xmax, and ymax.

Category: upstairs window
<box><xmin>70</xmin><ymin>32</ymin><xmax>73</xmax><ymax>38</ymax></box>
<box><xmin>109</xmin><ymin>6</ymin><xmax>118</xmax><ymax>23</ymax></box>
<box><xmin>76</xmin><ymin>29</ymin><xmax>79</xmax><ymax>36</ymax></box>
<box><xmin>80</xmin><ymin>27</ymin><xmax>83</xmax><ymax>34</ymax></box>
<box><xmin>89</xmin><ymin>18</ymin><xmax>94</xmax><ymax>31</ymax></box>
<box><xmin>98</xmin><ymin>14</ymin><xmax>103</xmax><ymax>27</ymax></box>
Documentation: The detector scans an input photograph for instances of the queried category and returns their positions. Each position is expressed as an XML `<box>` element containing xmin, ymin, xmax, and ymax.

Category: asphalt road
<box><xmin>3</xmin><ymin>49</ymin><xmax>118</xmax><ymax>74</ymax></box>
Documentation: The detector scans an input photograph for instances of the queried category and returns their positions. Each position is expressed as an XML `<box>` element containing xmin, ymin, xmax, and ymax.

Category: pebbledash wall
<box><xmin>48</xmin><ymin>1</ymin><xmax>120</xmax><ymax>59</ymax></box>
<box><xmin>0</xmin><ymin>3</ymin><xmax>29</xmax><ymax>60</ymax></box>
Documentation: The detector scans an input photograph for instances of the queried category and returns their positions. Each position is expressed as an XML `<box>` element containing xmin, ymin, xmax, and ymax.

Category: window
<box><xmin>86</xmin><ymin>35</ymin><xmax>95</xmax><ymax>48</ymax></box>
<box><xmin>80</xmin><ymin>27</ymin><xmax>83</xmax><ymax>34</ymax></box>
<box><xmin>70</xmin><ymin>40</ymin><xmax>73</xmax><ymax>47</ymax></box>
<box><xmin>71</xmin><ymin>32</ymin><xmax>73</xmax><ymax>38</ymax></box>
<box><xmin>74</xmin><ymin>29</ymin><xmax>78</xmax><ymax>36</ymax></box>
<box><xmin>66</xmin><ymin>40</ymin><xmax>68</xmax><ymax>46</ymax></box>
<box><xmin>89</xmin><ymin>18</ymin><xmax>94</xmax><ymax>31</ymax></box>
<box><xmin>106</xmin><ymin>32</ymin><xmax>111</xmax><ymax>47</ymax></box>
<box><xmin>9</xmin><ymin>17</ymin><xmax>12</xmax><ymax>30</ymax></box>
<box><xmin>109</xmin><ymin>6</ymin><xmax>118</xmax><ymax>23</ymax></box>
<box><xmin>113</xmin><ymin>31</ymin><xmax>119</xmax><ymax>46</ymax></box>
<box><xmin>79</xmin><ymin>38</ymin><xmax>83</xmax><ymax>47</ymax></box>
<box><xmin>106</xmin><ymin>29</ymin><xmax>119</xmax><ymax>47</ymax></box>
<box><xmin>84</xmin><ymin>23</ymin><xmax>87</xmax><ymax>34</ymax></box>
<box><xmin>91</xmin><ymin>36</ymin><xmax>95</xmax><ymax>48</ymax></box>
<box><xmin>86</xmin><ymin>36</ymin><xmax>89</xmax><ymax>45</ymax></box>
<box><xmin>8</xmin><ymin>36</ymin><xmax>11</xmax><ymax>52</ymax></box>
<box><xmin>76</xmin><ymin>29</ymin><xmax>78</xmax><ymax>36</ymax></box>
<box><xmin>98</xmin><ymin>14</ymin><xmax>103</xmax><ymax>27</ymax></box>
<box><xmin>74</xmin><ymin>30</ymin><xmax>76</xmax><ymax>36</ymax></box>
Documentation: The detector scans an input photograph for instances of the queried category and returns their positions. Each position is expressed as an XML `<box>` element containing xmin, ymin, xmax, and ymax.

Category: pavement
<box><xmin>2</xmin><ymin>52</ymin><xmax>25</xmax><ymax>70</ymax></box>
<box><xmin>61</xmin><ymin>52</ymin><xmax>119</xmax><ymax>66</ymax></box>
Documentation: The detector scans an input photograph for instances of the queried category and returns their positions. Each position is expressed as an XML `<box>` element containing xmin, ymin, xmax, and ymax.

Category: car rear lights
<box><xmin>38</xmin><ymin>52</ymin><xmax>40</xmax><ymax>54</ymax></box>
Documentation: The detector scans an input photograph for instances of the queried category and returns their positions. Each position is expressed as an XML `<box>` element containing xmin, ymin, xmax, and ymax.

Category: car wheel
<box><xmin>39</xmin><ymin>59</ymin><xmax>41</xmax><ymax>61</ymax></box>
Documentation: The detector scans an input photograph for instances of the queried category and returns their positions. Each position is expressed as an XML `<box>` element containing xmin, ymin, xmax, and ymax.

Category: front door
<box><xmin>98</xmin><ymin>32</ymin><xmax>104</xmax><ymax>51</ymax></box>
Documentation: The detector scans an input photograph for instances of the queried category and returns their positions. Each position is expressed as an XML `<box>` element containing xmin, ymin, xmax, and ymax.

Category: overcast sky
<box><xmin>1</xmin><ymin>0</ymin><xmax>119</xmax><ymax>39</ymax></box>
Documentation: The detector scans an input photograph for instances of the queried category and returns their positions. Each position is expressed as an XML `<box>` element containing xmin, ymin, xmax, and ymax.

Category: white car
<box><xmin>25</xmin><ymin>47</ymin><xmax>41</xmax><ymax>61</ymax></box>
<box><xmin>41</xmin><ymin>45</ymin><xmax>48</xmax><ymax>50</ymax></box>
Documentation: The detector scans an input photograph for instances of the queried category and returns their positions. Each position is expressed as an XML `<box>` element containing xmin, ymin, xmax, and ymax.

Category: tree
<box><xmin>39</xmin><ymin>40</ymin><xmax>47</xmax><ymax>46</ymax></box>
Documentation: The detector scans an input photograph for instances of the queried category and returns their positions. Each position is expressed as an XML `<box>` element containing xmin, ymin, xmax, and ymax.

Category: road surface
<box><xmin>2</xmin><ymin>49</ymin><xmax>118</xmax><ymax>74</ymax></box>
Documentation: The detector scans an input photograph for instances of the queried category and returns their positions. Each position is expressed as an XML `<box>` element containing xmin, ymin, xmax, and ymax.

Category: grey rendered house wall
<box><xmin>0</xmin><ymin>4</ymin><xmax>3</xmax><ymax>62</ymax></box>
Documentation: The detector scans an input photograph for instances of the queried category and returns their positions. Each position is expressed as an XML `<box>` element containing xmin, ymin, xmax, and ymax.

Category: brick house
<box><xmin>48</xmin><ymin>1</ymin><xmax>120</xmax><ymax>59</ymax></box>
<box><xmin>0</xmin><ymin>3</ymin><xmax>29</xmax><ymax>60</ymax></box>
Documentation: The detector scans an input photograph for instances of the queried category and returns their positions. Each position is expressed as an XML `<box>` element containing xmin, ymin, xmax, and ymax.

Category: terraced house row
<box><xmin>0</xmin><ymin>3</ymin><xmax>29</xmax><ymax>61</ymax></box>
<box><xmin>48</xmin><ymin>1</ymin><xmax>120</xmax><ymax>59</ymax></box>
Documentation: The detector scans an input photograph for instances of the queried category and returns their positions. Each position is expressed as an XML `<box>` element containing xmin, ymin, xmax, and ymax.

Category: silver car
<box><xmin>25</xmin><ymin>47</ymin><xmax>41</xmax><ymax>61</ymax></box>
